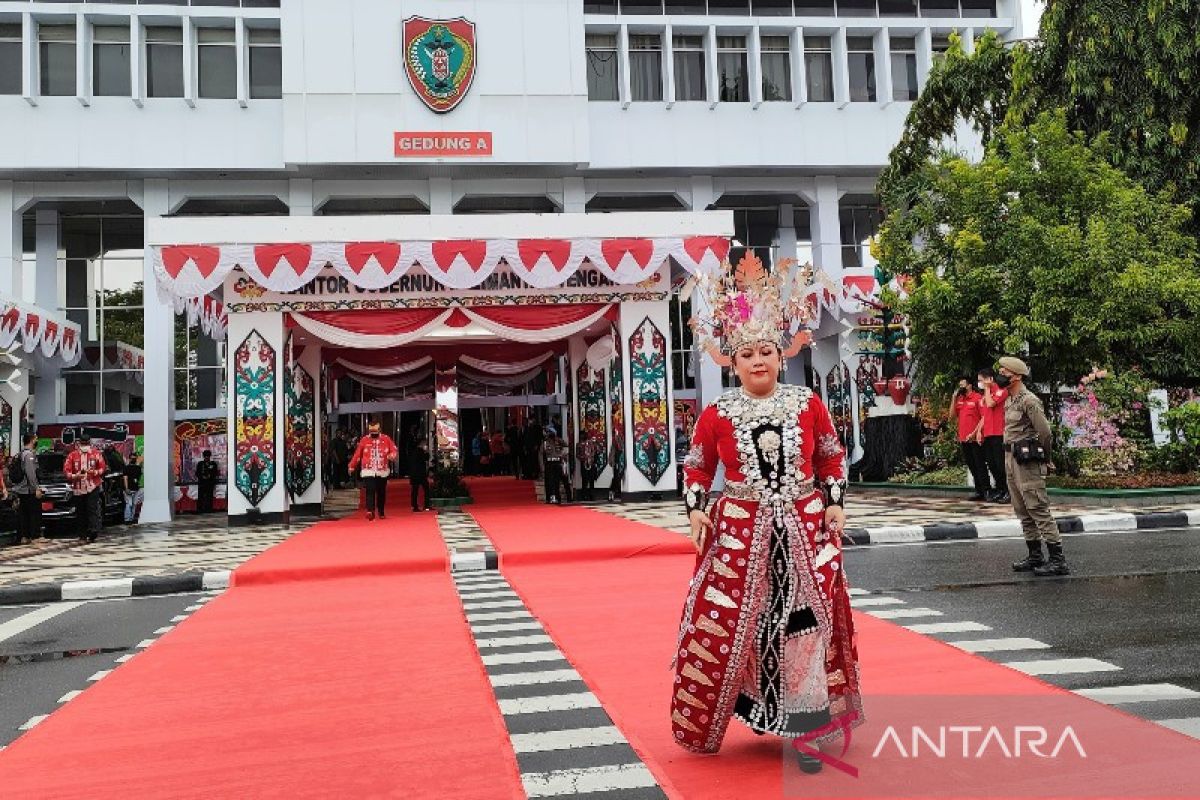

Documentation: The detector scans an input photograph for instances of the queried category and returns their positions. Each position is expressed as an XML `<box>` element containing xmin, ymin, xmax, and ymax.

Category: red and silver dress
<box><xmin>671</xmin><ymin>384</ymin><xmax>863</xmax><ymax>753</ymax></box>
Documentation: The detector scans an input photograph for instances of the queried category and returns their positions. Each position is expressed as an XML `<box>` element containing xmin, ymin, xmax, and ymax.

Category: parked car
<box><xmin>35</xmin><ymin>452</ymin><xmax>126</xmax><ymax>535</ymax></box>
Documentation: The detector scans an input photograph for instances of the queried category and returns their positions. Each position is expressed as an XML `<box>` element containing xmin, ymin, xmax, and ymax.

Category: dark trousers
<box><xmin>544</xmin><ymin>460</ymin><xmax>561</xmax><ymax>503</ymax></box>
<box><xmin>983</xmin><ymin>436</ymin><xmax>1007</xmax><ymax>493</ymax></box>
<box><xmin>363</xmin><ymin>476</ymin><xmax>388</xmax><ymax>515</ymax></box>
<box><xmin>961</xmin><ymin>441</ymin><xmax>991</xmax><ymax>493</ymax></box>
<box><xmin>580</xmin><ymin>468</ymin><xmax>596</xmax><ymax>501</ymax></box>
<box><xmin>197</xmin><ymin>482</ymin><xmax>216</xmax><ymax>514</ymax></box>
<box><xmin>610</xmin><ymin>469</ymin><xmax>624</xmax><ymax>501</ymax></box>
<box><xmin>410</xmin><ymin>477</ymin><xmax>430</xmax><ymax>510</ymax></box>
<box><xmin>16</xmin><ymin>492</ymin><xmax>42</xmax><ymax>540</ymax></box>
<box><xmin>75</xmin><ymin>489</ymin><xmax>102</xmax><ymax>541</ymax></box>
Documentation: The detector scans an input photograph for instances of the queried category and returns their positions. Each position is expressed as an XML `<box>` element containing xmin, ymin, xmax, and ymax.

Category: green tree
<box><xmin>877</xmin><ymin>112</ymin><xmax>1200</xmax><ymax>400</ymax></box>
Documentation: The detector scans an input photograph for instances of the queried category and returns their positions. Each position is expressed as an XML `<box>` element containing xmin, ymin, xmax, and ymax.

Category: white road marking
<box><xmin>974</xmin><ymin>519</ymin><xmax>1024</xmax><ymax>538</ymax></box>
<box><xmin>904</xmin><ymin>621</ymin><xmax>992</xmax><ymax>634</ymax></box>
<box><xmin>482</xmin><ymin>650</ymin><xmax>565</xmax><ymax>666</ymax></box>
<box><xmin>522</xmin><ymin>763</ymin><xmax>658</xmax><ymax>797</ymax></box>
<box><xmin>0</xmin><ymin>602</ymin><xmax>83</xmax><ymax>644</ymax></box>
<box><xmin>467</xmin><ymin>610</ymin><xmax>536</xmax><ymax>622</ymax></box>
<box><xmin>510</xmin><ymin>726</ymin><xmax>625</xmax><ymax>753</ymax></box>
<box><xmin>201</xmin><ymin>571</ymin><xmax>230</xmax><ymax>590</ymax></box>
<box><xmin>498</xmin><ymin>693</ymin><xmax>601</xmax><ymax>715</ymax></box>
<box><xmin>153</xmin><ymin>626</ymin><xmax>174</xmax><ymax>635</ymax></box>
<box><xmin>1157</xmin><ymin>718</ymin><xmax>1200</xmax><ymax>740</ymax></box>
<box><xmin>170</xmin><ymin>615</ymin><xmax>188</xmax><ymax>622</ymax></box>
<box><xmin>850</xmin><ymin>596</ymin><xmax>905</xmax><ymax>607</ymax></box>
<box><xmin>457</xmin><ymin>590</ymin><xmax>519</xmax><ymax>600</ymax></box>
<box><xmin>1074</xmin><ymin>684</ymin><xmax>1200</xmax><ymax>705</ymax></box>
<box><xmin>489</xmin><ymin>669</ymin><xmax>582</xmax><ymax>688</ymax></box>
<box><xmin>87</xmin><ymin>670</ymin><xmax>112</xmax><ymax>681</ymax></box>
<box><xmin>868</xmin><ymin>607</ymin><xmax>944</xmax><ymax>619</ymax></box>
<box><xmin>1003</xmin><ymin>658</ymin><xmax>1122</xmax><ymax>676</ymax></box>
<box><xmin>947</xmin><ymin>638</ymin><xmax>1052</xmax><ymax>654</ymax></box>
<box><xmin>18</xmin><ymin>715</ymin><xmax>48</xmax><ymax>731</ymax></box>
<box><xmin>471</xmin><ymin>621</ymin><xmax>544</xmax><ymax>635</ymax></box>
<box><xmin>476</xmin><ymin>634</ymin><xmax>554</xmax><ymax>649</ymax></box>
<box><xmin>136</xmin><ymin>639</ymin><xmax>155</xmax><ymax>648</ymax></box>
<box><xmin>865</xmin><ymin>526</ymin><xmax>926</xmax><ymax>543</ymax></box>
<box><xmin>114</xmin><ymin>654</ymin><xmax>134</xmax><ymax>663</ymax></box>
<box><xmin>1077</xmin><ymin>513</ymin><xmax>1137</xmax><ymax>532</ymax></box>
<box><xmin>58</xmin><ymin>690</ymin><xmax>82</xmax><ymax>703</ymax></box>
<box><xmin>459</xmin><ymin>599</ymin><xmax>525</xmax><ymax>611</ymax></box>
<box><xmin>184</xmin><ymin>605</ymin><xmax>202</xmax><ymax>612</ymax></box>
<box><xmin>848</xmin><ymin>588</ymin><xmax>869</xmax><ymax>596</ymax></box>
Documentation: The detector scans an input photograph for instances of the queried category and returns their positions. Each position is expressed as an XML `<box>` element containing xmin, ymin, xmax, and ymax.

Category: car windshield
<box><xmin>36</xmin><ymin>452</ymin><xmax>67</xmax><ymax>481</ymax></box>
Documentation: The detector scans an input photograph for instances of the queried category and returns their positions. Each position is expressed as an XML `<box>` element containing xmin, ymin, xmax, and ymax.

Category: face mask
<box><xmin>370</xmin><ymin>432</ymin><xmax>380</xmax><ymax>438</ymax></box>
<box><xmin>994</xmin><ymin>374</ymin><xmax>1012</xmax><ymax>388</ymax></box>
<box><xmin>80</xmin><ymin>445</ymin><xmax>91</xmax><ymax>452</ymax></box>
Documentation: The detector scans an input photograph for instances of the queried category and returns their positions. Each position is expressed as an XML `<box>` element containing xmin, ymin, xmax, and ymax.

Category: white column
<box><xmin>617</xmin><ymin>25</ymin><xmax>632</xmax><ymax>109</ymax></box>
<box><xmin>749</xmin><ymin>26</ymin><xmax>763</xmax><ymax>109</ymax></box>
<box><xmin>618</xmin><ymin>299</ymin><xmax>677</xmax><ymax>496</ymax></box>
<box><xmin>0</xmin><ymin>182</ymin><xmax>20</xmax><ymax>298</ymax></box>
<box><xmin>790</xmin><ymin>27</ymin><xmax>807</xmax><ymax>108</ymax></box>
<box><xmin>567</xmin><ymin>335</ymin><xmax>587</xmax><ymax>491</ymax></box>
<box><xmin>915</xmin><ymin>28</ymin><xmax>933</xmax><ymax>92</ymax></box>
<box><xmin>130</xmin><ymin>14</ymin><xmax>145</xmax><ymax>107</ymax></box>
<box><xmin>662</xmin><ymin>25</ymin><xmax>675</xmax><ymax>108</ymax></box>
<box><xmin>289</xmin><ymin>179</ymin><xmax>314</xmax><ymax>216</ymax></box>
<box><xmin>562</xmin><ymin>177</ymin><xmax>586</xmax><ymax>213</ymax></box>
<box><xmin>226</xmin><ymin>310</ymin><xmax>289</xmax><ymax>521</ymax></box>
<box><xmin>293</xmin><ymin>343</ymin><xmax>324</xmax><ymax>509</ymax></box>
<box><xmin>874</xmin><ymin>29</ymin><xmax>892</xmax><ymax>107</ymax></box>
<box><xmin>704</xmin><ymin>26</ymin><xmax>718</xmax><ymax>109</ymax></box>
<box><xmin>32</xmin><ymin>210</ymin><xmax>59</xmax><ymax>432</ymax></box>
<box><xmin>76</xmin><ymin>13</ymin><xmax>92</xmax><ymax>107</ymax></box>
<box><xmin>807</xmin><ymin>176</ymin><xmax>843</xmax><ymax>281</ymax></box>
<box><xmin>235</xmin><ymin>16</ymin><xmax>248</xmax><ymax>108</ymax></box>
<box><xmin>21</xmin><ymin>12</ymin><xmax>37</xmax><ymax>106</ymax></box>
<box><xmin>833</xmin><ymin>27</ymin><xmax>850</xmax><ymax>108</ymax></box>
<box><xmin>139</xmin><ymin>180</ymin><xmax>175</xmax><ymax>523</ymax></box>
<box><xmin>429</xmin><ymin>177</ymin><xmax>453</xmax><ymax>214</ymax></box>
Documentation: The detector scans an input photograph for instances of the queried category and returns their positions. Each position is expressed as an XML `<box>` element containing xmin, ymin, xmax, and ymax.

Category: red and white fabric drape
<box><xmin>152</xmin><ymin>237</ymin><xmax>732</xmax><ymax>298</ymax></box>
<box><xmin>172</xmin><ymin>295</ymin><xmax>228</xmax><ymax>339</ymax></box>
<box><xmin>0</xmin><ymin>298</ymin><xmax>82</xmax><ymax>367</ymax></box>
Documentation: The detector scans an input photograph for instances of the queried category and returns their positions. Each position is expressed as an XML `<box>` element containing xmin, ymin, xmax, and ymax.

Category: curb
<box><xmin>0</xmin><ymin>570</ymin><xmax>231</xmax><ymax>606</ymax></box>
<box><xmin>843</xmin><ymin>508</ymin><xmax>1200</xmax><ymax>546</ymax></box>
<box><xmin>450</xmin><ymin>550</ymin><xmax>499</xmax><ymax>572</ymax></box>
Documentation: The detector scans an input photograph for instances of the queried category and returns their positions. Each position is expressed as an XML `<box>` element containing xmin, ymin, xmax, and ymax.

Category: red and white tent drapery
<box><xmin>152</xmin><ymin>236</ymin><xmax>731</xmax><ymax>297</ymax></box>
<box><xmin>290</xmin><ymin>305</ymin><xmax>615</xmax><ymax>349</ymax></box>
<box><xmin>0</xmin><ymin>297</ymin><xmax>82</xmax><ymax>367</ymax></box>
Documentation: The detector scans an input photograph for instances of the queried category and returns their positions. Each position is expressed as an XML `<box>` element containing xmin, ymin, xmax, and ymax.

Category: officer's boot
<box><xmin>1033</xmin><ymin>542</ymin><xmax>1070</xmax><ymax>576</ymax></box>
<box><xmin>1012</xmin><ymin>540</ymin><xmax>1045</xmax><ymax>572</ymax></box>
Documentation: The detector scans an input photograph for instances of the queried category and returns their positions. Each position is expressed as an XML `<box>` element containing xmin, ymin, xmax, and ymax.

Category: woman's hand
<box><xmin>824</xmin><ymin>506</ymin><xmax>846</xmax><ymax>538</ymax></box>
<box><xmin>688</xmin><ymin>509</ymin><xmax>713</xmax><ymax>552</ymax></box>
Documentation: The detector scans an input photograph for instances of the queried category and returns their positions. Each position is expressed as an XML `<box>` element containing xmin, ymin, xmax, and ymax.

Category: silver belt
<box><xmin>721</xmin><ymin>479</ymin><xmax>815</xmax><ymax>503</ymax></box>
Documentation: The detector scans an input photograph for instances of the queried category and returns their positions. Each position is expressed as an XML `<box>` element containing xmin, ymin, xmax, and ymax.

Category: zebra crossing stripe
<box><xmin>868</xmin><ymin>607</ymin><xmax>943</xmax><ymax>620</ymax></box>
<box><xmin>510</xmin><ymin>726</ymin><xmax>626</xmax><ymax>753</ymax></box>
<box><xmin>1003</xmin><ymin>658</ymin><xmax>1122</xmax><ymax>676</ymax></box>
<box><xmin>903</xmin><ymin>621</ymin><xmax>991</xmax><ymax>634</ymax></box>
<box><xmin>1075</xmin><ymin>684</ymin><xmax>1200</xmax><ymax>704</ymax></box>
<box><xmin>498</xmin><ymin>693</ymin><xmax>602</xmax><ymax>715</ymax></box>
<box><xmin>1157</xmin><ymin>718</ymin><xmax>1200</xmax><ymax>739</ymax></box>
<box><xmin>521</xmin><ymin>763</ymin><xmax>659</xmax><ymax>798</ymax></box>
<box><xmin>489</xmin><ymin>669</ymin><xmax>584</xmax><ymax>688</ymax></box>
<box><xmin>946</xmin><ymin>638</ymin><xmax>1051</xmax><ymax>654</ymax></box>
<box><xmin>850</xmin><ymin>596</ymin><xmax>904</xmax><ymax>607</ymax></box>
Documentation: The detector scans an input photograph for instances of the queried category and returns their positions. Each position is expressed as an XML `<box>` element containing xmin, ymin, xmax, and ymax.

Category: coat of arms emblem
<box><xmin>403</xmin><ymin>17</ymin><xmax>477</xmax><ymax>114</ymax></box>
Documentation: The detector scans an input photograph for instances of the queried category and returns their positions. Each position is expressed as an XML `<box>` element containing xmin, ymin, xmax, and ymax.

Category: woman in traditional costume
<box><xmin>670</xmin><ymin>254</ymin><xmax>864</xmax><ymax>773</ymax></box>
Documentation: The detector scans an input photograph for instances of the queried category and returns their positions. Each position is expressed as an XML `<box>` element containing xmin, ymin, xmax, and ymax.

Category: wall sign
<box><xmin>403</xmin><ymin>16</ymin><xmax>477</xmax><ymax>113</ymax></box>
<box><xmin>394</xmin><ymin>132</ymin><xmax>493</xmax><ymax>157</ymax></box>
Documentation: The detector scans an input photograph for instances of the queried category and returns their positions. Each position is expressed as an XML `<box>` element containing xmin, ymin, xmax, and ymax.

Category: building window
<box><xmin>197</xmin><ymin>27</ymin><xmax>236</xmax><ymax>99</ymax></box>
<box><xmin>93</xmin><ymin>26</ymin><xmax>131</xmax><ymax>97</ymax></box>
<box><xmin>846</xmin><ymin>36</ymin><xmax>876</xmax><ymax>102</ymax></box>
<box><xmin>672</xmin><ymin>34</ymin><xmax>706</xmax><ymax>101</ymax></box>
<box><xmin>879</xmin><ymin>0</ymin><xmax>919</xmax><ymax>14</ymax></box>
<box><xmin>669</xmin><ymin>295</ymin><xmax>696</xmax><ymax>392</ymax></box>
<box><xmin>629</xmin><ymin>34</ymin><xmax>664</xmax><ymax>101</ymax></box>
<box><xmin>753</xmin><ymin>0</ymin><xmax>794</xmax><ymax>14</ymax></box>
<box><xmin>248</xmin><ymin>27</ymin><xmax>281</xmax><ymax>99</ymax></box>
<box><xmin>931</xmin><ymin>34</ymin><xmax>951</xmax><ymax>58</ymax></box>
<box><xmin>146</xmin><ymin>26</ymin><xmax>184</xmax><ymax>98</ymax></box>
<box><xmin>61</xmin><ymin>216</ymin><xmax>146</xmax><ymax>416</ymax></box>
<box><xmin>890</xmin><ymin>35</ymin><xmax>918</xmax><ymax>101</ymax></box>
<box><xmin>175</xmin><ymin>315</ymin><xmax>227</xmax><ymax>411</ymax></box>
<box><xmin>585</xmin><ymin>0</ymin><xmax>619</xmax><ymax>12</ymax></box>
<box><xmin>716</xmin><ymin>36</ymin><xmax>748</xmax><ymax>102</ymax></box>
<box><xmin>0</xmin><ymin>24</ymin><xmax>21</xmax><ymax>95</ymax></box>
<box><xmin>708</xmin><ymin>0</ymin><xmax>751</xmax><ymax>14</ymax></box>
<box><xmin>39</xmin><ymin>25</ymin><xmax>76</xmax><ymax>97</ymax></box>
<box><xmin>760</xmin><ymin>36</ymin><xmax>791</xmax><ymax>101</ymax></box>
<box><xmin>840</xmin><ymin>203</ymin><xmax>882</xmax><ymax>271</ymax></box>
<box><xmin>586</xmin><ymin>32</ymin><xmax>620</xmax><ymax>101</ymax></box>
<box><xmin>961</xmin><ymin>0</ymin><xmax>997</xmax><ymax>17</ymax></box>
<box><xmin>803</xmin><ymin>35</ymin><xmax>834</xmax><ymax>102</ymax></box>
<box><xmin>838</xmin><ymin>0</ymin><xmax>878</xmax><ymax>16</ymax></box>
<box><xmin>920</xmin><ymin>0</ymin><xmax>960</xmax><ymax>16</ymax></box>
<box><xmin>621</xmin><ymin>0</ymin><xmax>664</xmax><ymax>12</ymax></box>
<box><xmin>665</xmin><ymin>0</ymin><xmax>707</xmax><ymax>11</ymax></box>
<box><xmin>796</xmin><ymin>1</ymin><xmax>837</xmax><ymax>12</ymax></box>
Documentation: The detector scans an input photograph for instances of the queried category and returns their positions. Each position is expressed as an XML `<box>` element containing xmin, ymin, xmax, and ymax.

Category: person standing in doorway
<box><xmin>578</xmin><ymin>430</ymin><xmax>597</xmax><ymax>501</ymax></box>
<box><xmin>524</xmin><ymin>419</ymin><xmax>543</xmax><ymax>480</ymax></box>
<box><xmin>977</xmin><ymin>367</ymin><xmax>1010</xmax><ymax>503</ymax></box>
<box><xmin>949</xmin><ymin>377</ymin><xmax>989</xmax><ymax>500</ymax></box>
<box><xmin>12</xmin><ymin>433</ymin><xmax>43</xmax><ymax>544</ymax></box>
<box><xmin>349</xmin><ymin>419</ymin><xmax>399</xmax><ymax>521</ymax></box>
<box><xmin>541</xmin><ymin>427</ymin><xmax>563</xmax><ymax>504</ymax></box>
<box><xmin>997</xmin><ymin>357</ymin><xmax>1067</xmax><ymax>576</ymax></box>
<box><xmin>609</xmin><ymin>439</ymin><xmax>625</xmax><ymax>503</ymax></box>
<box><xmin>408</xmin><ymin>441</ymin><xmax>432</xmax><ymax>513</ymax></box>
<box><xmin>195</xmin><ymin>450</ymin><xmax>219</xmax><ymax>514</ymax></box>
<box><xmin>330</xmin><ymin>429</ymin><xmax>349</xmax><ymax>489</ymax></box>
<box><xmin>65</xmin><ymin>434</ymin><xmax>107</xmax><ymax>543</ymax></box>
<box><xmin>123</xmin><ymin>453</ymin><xmax>144</xmax><ymax>523</ymax></box>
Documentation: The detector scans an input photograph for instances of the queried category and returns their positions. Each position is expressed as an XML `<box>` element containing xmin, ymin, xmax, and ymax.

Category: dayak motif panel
<box><xmin>609</xmin><ymin>328</ymin><xmax>626</xmax><ymax>472</ymax></box>
<box><xmin>234</xmin><ymin>330</ymin><xmax>277</xmax><ymax>507</ymax></box>
<box><xmin>826</xmin><ymin>363</ymin><xmax>855</xmax><ymax>452</ymax></box>
<box><xmin>629</xmin><ymin>317</ymin><xmax>669</xmax><ymax>485</ymax></box>
<box><xmin>577</xmin><ymin>362</ymin><xmax>608</xmax><ymax>474</ymax></box>
<box><xmin>285</xmin><ymin>364</ymin><xmax>317</xmax><ymax>497</ymax></box>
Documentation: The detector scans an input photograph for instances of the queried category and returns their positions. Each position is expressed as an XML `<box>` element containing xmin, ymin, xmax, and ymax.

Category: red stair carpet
<box><xmin>470</xmin><ymin>500</ymin><xmax>1200</xmax><ymax>799</ymax></box>
<box><xmin>0</xmin><ymin>487</ymin><xmax>524</xmax><ymax>800</ymax></box>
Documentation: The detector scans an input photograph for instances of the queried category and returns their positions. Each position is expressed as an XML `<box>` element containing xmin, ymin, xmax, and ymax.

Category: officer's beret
<box><xmin>997</xmin><ymin>356</ymin><xmax>1030</xmax><ymax>377</ymax></box>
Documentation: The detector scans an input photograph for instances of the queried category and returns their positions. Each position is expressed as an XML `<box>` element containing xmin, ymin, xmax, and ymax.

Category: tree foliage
<box><xmin>877</xmin><ymin>112</ymin><xmax>1200</xmax><ymax>396</ymax></box>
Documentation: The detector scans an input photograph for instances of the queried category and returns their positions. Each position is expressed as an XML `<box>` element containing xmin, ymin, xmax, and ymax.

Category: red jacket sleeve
<box><xmin>682</xmin><ymin>404</ymin><xmax>721</xmax><ymax>514</ymax></box>
<box><xmin>809</xmin><ymin>394</ymin><xmax>848</xmax><ymax>507</ymax></box>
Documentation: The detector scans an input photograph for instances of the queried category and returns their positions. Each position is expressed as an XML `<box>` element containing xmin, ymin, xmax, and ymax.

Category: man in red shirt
<box><xmin>977</xmin><ymin>367</ymin><xmax>1010</xmax><ymax>503</ymax></box>
<box><xmin>948</xmin><ymin>377</ymin><xmax>989</xmax><ymax>501</ymax></box>
<box><xmin>65</xmin><ymin>435</ymin><xmax>109</xmax><ymax>543</ymax></box>
<box><xmin>348</xmin><ymin>420</ymin><xmax>399</xmax><ymax>520</ymax></box>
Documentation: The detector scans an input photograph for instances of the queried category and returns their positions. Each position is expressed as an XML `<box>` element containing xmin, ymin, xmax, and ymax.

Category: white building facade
<box><xmin>0</xmin><ymin>0</ymin><xmax>1024</xmax><ymax>522</ymax></box>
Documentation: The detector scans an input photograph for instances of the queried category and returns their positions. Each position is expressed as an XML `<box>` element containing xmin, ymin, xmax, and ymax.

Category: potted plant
<box><xmin>429</xmin><ymin>453</ymin><xmax>472</xmax><ymax>508</ymax></box>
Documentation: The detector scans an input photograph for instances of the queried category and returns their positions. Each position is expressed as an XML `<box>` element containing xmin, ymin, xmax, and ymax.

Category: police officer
<box><xmin>999</xmin><ymin>357</ymin><xmax>1069</xmax><ymax>576</ymax></box>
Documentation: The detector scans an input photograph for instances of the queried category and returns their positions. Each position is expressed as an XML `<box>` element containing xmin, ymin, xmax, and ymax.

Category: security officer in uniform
<box><xmin>999</xmin><ymin>357</ymin><xmax>1069</xmax><ymax>576</ymax></box>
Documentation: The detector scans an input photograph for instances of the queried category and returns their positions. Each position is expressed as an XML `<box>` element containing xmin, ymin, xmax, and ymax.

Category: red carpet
<box><xmin>0</xmin><ymin>508</ymin><xmax>523</xmax><ymax>799</ymax></box>
<box><xmin>471</xmin><ymin>505</ymin><xmax>1200</xmax><ymax>799</ymax></box>
<box><xmin>468</xmin><ymin>479</ymin><xmax>694</xmax><ymax>565</ymax></box>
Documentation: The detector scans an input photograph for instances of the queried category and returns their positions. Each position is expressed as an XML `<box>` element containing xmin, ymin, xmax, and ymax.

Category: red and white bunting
<box><xmin>0</xmin><ymin>299</ymin><xmax>83</xmax><ymax>367</ymax></box>
<box><xmin>152</xmin><ymin>236</ymin><xmax>733</xmax><ymax>298</ymax></box>
<box><xmin>172</xmin><ymin>295</ymin><xmax>229</xmax><ymax>339</ymax></box>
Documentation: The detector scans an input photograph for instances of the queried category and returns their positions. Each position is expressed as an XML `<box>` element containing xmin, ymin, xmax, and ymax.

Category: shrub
<box><xmin>430</xmin><ymin>456</ymin><xmax>470</xmax><ymax>499</ymax></box>
<box><xmin>888</xmin><ymin>466</ymin><xmax>969</xmax><ymax>486</ymax></box>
